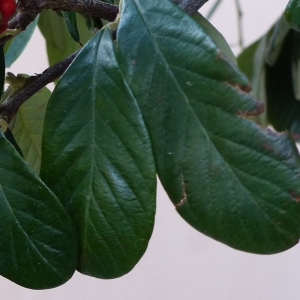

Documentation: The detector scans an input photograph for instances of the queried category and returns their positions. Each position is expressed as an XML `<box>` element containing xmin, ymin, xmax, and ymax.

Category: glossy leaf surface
<box><xmin>9</xmin><ymin>87</ymin><xmax>51</xmax><ymax>174</ymax></box>
<box><xmin>118</xmin><ymin>0</ymin><xmax>300</xmax><ymax>254</ymax></box>
<box><xmin>41</xmin><ymin>29</ymin><xmax>156</xmax><ymax>278</ymax></box>
<box><xmin>0</xmin><ymin>133</ymin><xmax>77</xmax><ymax>289</ymax></box>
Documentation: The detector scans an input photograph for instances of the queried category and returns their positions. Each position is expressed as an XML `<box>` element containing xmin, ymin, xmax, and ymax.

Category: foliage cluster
<box><xmin>0</xmin><ymin>0</ymin><xmax>300</xmax><ymax>290</ymax></box>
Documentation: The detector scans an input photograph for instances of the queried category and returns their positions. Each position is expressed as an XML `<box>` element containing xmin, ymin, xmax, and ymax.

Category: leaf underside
<box><xmin>117</xmin><ymin>0</ymin><xmax>300</xmax><ymax>254</ymax></box>
<box><xmin>41</xmin><ymin>30</ymin><xmax>156</xmax><ymax>278</ymax></box>
<box><xmin>0</xmin><ymin>134</ymin><xmax>77</xmax><ymax>289</ymax></box>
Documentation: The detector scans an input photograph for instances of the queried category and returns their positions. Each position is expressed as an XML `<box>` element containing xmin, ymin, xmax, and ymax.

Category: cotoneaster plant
<box><xmin>0</xmin><ymin>0</ymin><xmax>300</xmax><ymax>290</ymax></box>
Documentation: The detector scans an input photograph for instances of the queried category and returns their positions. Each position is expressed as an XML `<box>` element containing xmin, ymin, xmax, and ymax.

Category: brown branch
<box><xmin>0</xmin><ymin>51</ymin><xmax>79</xmax><ymax>124</ymax></box>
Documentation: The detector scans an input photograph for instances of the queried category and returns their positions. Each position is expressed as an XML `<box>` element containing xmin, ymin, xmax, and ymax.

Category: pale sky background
<box><xmin>3</xmin><ymin>0</ymin><xmax>297</xmax><ymax>299</ymax></box>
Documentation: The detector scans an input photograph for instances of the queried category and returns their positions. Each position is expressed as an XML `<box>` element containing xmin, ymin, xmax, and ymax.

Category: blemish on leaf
<box><xmin>236</xmin><ymin>102</ymin><xmax>264</xmax><ymax>118</ymax></box>
<box><xmin>226</xmin><ymin>81</ymin><xmax>252</xmax><ymax>93</ymax></box>
<box><xmin>175</xmin><ymin>175</ymin><xmax>187</xmax><ymax>209</ymax></box>
<box><xmin>290</xmin><ymin>191</ymin><xmax>300</xmax><ymax>202</ymax></box>
<box><xmin>262</xmin><ymin>142</ymin><xmax>273</xmax><ymax>153</ymax></box>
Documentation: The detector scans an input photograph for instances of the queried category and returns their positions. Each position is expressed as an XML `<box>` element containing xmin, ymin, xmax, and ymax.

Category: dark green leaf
<box><xmin>5</xmin><ymin>16</ymin><xmax>39</xmax><ymax>68</ymax></box>
<box><xmin>117</xmin><ymin>0</ymin><xmax>300</xmax><ymax>254</ymax></box>
<box><xmin>41</xmin><ymin>29</ymin><xmax>156</xmax><ymax>278</ymax></box>
<box><xmin>9</xmin><ymin>87</ymin><xmax>51</xmax><ymax>174</ymax></box>
<box><xmin>62</xmin><ymin>11</ymin><xmax>81</xmax><ymax>44</ymax></box>
<box><xmin>265</xmin><ymin>15</ymin><xmax>291</xmax><ymax>66</ymax></box>
<box><xmin>4</xmin><ymin>128</ymin><xmax>23</xmax><ymax>157</ymax></box>
<box><xmin>285</xmin><ymin>0</ymin><xmax>300</xmax><ymax>32</ymax></box>
<box><xmin>0</xmin><ymin>133</ymin><xmax>77</xmax><ymax>289</ymax></box>
<box><xmin>266</xmin><ymin>31</ymin><xmax>300</xmax><ymax>139</ymax></box>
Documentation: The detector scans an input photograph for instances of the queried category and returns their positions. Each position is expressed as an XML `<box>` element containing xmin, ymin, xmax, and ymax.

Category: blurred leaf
<box><xmin>237</xmin><ymin>39</ymin><xmax>259</xmax><ymax>80</ymax></box>
<box><xmin>193</xmin><ymin>12</ymin><xmax>236</xmax><ymax>65</ymax></box>
<box><xmin>118</xmin><ymin>0</ymin><xmax>300</xmax><ymax>254</ymax></box>
<box><xmin>266</xmin><ymin>31</ymin><xmax>300</xmax><ymax>139</ymax></box>
<box><xmin>9</xmin><ymin>87</ymin><xmax>51</xmax><ymax>174</ymax></box>
<box><xmin>0</xmin><ymin>132</ymin><xmax>77</xmax><ymax>289</ymax></box>
<box><xmin>41</xmin><ymin>29</ymin><xmax>156</xmax><ymax>278</ymax></box>
<box><xmin>5</xmin><ymin>16</ymin><xmax>39</xmax><ymax>68</ymax></box>
<box><xmin>62</xmin><ymin>11</ymin><xmax>81</xmax><ymax>44</ymax></box>
<box><xmin>38</xmin><ymin>10</ymin><xmax>79</xmax><ymax>65</ymax></box>
<box><xmin>265</xmin><ymin>15</ymin><xmax>291</xmax><ymax>66</ymax></box>
<box><xmin>38</xmin><ymin>10</ymin><xmax>93</xmax><ymax>66</ymax></box>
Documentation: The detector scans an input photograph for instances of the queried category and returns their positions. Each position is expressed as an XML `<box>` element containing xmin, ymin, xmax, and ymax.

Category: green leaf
<box><xmin>38</xmin><ymin>10</ymin><xmax>79</xmax><ymax>66</ymax></box>
<box><xmin>9</xmin><ymin>87</ymin><xmax>51</xmax><ymax>174</ymax></box>
<box><xmin>40</xmin><ymin>29</ymin><xmax>156</xmax><ymax>278</ymax></box>
<box><xmin>38</xmin><ymin>10</ymin><xmax>93</xmax><ymax>66</ymax></box>
<box><xmin>265</xmin><ymin>15</ymin><xmax>291</xmax><ymax>66</ymax></box>
<box><xmin>0</xmin><ymin>133</ymin><xmax>77</xmax><ymax>289</ymax></box>
<box><xmin>117</xmin><ymin>0</ymin><xmax>300</xmax><ymax>254</ymax></box>
<box><xmin>193</xmin><ymin>12</ymin><xmax>236</xmax><ymax>65</ymax></box>
<box><xmin>266</xmin><ymin>31</ymin><xmax>300</xmax><ymax>139</ymax></box>
<box><xmin>5</xmin><ymin>16</ymin><xmax>39</xmax><ymax>68</ymax></box>
<box><xmin>285</xmin><ymin>0</ymin><xmax>300</xmax><ymax>32</ymax></box>
<box><xmin>238</xmin><ymin>38</ymin><xmax>268</xmax><ymax>127</ymax></box>
<box><xmin>237</xmin><ymin>39</ymin><xmax>260</xmax><ymax>81</ymax></box>
<box><xmin>62</xmin><ymin>11</ymin><xmax>81</xmax><ymax>44</ymax></box>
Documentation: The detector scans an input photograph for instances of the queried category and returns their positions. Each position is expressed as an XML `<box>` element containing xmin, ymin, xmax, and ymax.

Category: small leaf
<box><xmin>193</xmin><ymin>12</ymin><xmax>236</xmax><ymax>65</ymax></box>
<box><xmin>5</xmin><ymin>16</ymin><xmax>39</xmax><ymax>68</ymax></box>
<box><xmin>9</xmin><ymin>87</ymin><xmax>51</xmax><ymax>174</ymax></box>
<box><xmin>285</xmin><ymin>0</ymin><xmax>300</xmax><ymax>32</ymax></box>
<box><xmin>0</xmin><ymin>133</ymin><xmax>77</xmax><ymax>289</ymax></box>
<box><xmin>117</xmin><ymin>0</ymin><xmax>300</xmax><ymax>254</ymax></box>
<box><xmin>62</xmin><ymin>11</ymin><xmax>81</xmax><ymax>44</ymax></box>
<box><xmin>41</xmin><ymin>29</ymin><xmax>156</xmax><ymax>278</ymax></box>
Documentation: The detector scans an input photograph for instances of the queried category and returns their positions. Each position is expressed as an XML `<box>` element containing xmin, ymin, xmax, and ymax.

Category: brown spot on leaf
<box><xmin>290</xmin><ymin>191</ymin><xmax>300</xmax><ymax>202</ymax></box>
<box><xmin>175</xmin><ymin>175</ymin><xmax>188</xmax><ymax>209</ymax></box>
<box><xmin>262</xmin><ymin>142</ymin><xmax>273</xmax><ymax>153</ymax></box>
<box><xmin>236</xmin><ymin>102</ymin><xmax>265</xmax><ymax>118</ymax></box>
<box><xmin>226</xmin><ymin>81</ymin><xmax>252</xmax><ymax>93</ymax></box>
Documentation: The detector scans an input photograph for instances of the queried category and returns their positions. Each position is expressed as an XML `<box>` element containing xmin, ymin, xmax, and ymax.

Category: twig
<box><xmin>206</xmin><ymin>0</ymin><xmax>222</xmax><ymax>20</ymax></box>
<box><xmin>0</xmin><ymin>51</ymin><xmax>79</xmax><ymax>123</ymax></box>
<box><xmin>234</xmin><ymin>0</ymin><xmax>244</xmax><ymax>49</ymax></box>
